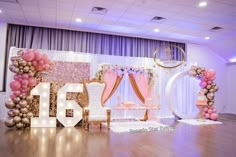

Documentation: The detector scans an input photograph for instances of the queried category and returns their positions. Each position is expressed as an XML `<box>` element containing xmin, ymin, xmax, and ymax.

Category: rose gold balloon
<box><xmin>5</xmin><ymin>99</ymin><xmax>15</xmax><ymax>109</ymax></box>
<box><xmin>23</xmin><ymin>114</ymin><xmax>27</xmax><ymax>118</ymax></box>
<box><xmin>5</xmin><ymin>118</ymin><xmax>15</xmax><ymax>127</ymax></box>
<box><xmin>13</xmin><ymin>116</ymin><xmax>21</xmax><ymax>123</ymax></box>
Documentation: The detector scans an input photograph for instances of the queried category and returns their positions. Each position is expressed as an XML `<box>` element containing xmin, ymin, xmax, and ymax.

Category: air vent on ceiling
<box><xmin>91</xmin><ymin>7</ymin><xmax>108</xmax><ymax>15</ymax></box>
<box><xmin>151</xmin><ymin>16</ymin><xmax>166</xmax><ymax>23</ymax></box>
<box><xmin>210</xmin><ymin>26</ymin><xmax>223</xmax><ymax>32</ymax></box>
<box><xmin>0</xmin><ymin>0</ymin><xmax>17</xmax><ymax>3</ymax></box>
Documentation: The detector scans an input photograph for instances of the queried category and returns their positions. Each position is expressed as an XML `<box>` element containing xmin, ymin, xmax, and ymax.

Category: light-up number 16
<box><xmin>30</xmin><ymin>82</ymin><xmax>83</xmax><ymax>127</ymax></box>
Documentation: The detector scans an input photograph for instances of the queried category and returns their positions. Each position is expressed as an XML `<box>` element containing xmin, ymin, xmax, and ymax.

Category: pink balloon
<box><xmin>34</xmin><ymin>51</ymin><xmax>42</xmax><ymax>61</ymax></box>
<box><xmin>23</xmin><ymin>51</ymin><xmax>35</xmax><ymax>61</ymax></box>
<box><xmin>204</xmin><ymin>113</ymin><xmax>210</xmax><ymax>119</ymax></box>
<box><xmin>32</xmin><ymin>61</ymin><xmax>37</xmax><ymax>66</ymax></box>
<box><xmin>208</xmin><ymin>109</ymin><xmax>213</xmax><ymax>114</ymax></box>
<box><xmin>21</xmin><ymin>85</ymin><xmax>28</xmax><ymax>89</ymax></box>
<box><xmin>38</xmin><ymin>60</ymin><xmax>44</xmax><ymax>65</ymax></box>
<box><xmin>10</xmin><ymin>80</ymin><xmax>21</xmax><ymax>91</ymax></box>
<box><xmin>35</xmin><ymin>65</ymin><xmax>43</xmax><ymax>71</ymax></box>
<box><xmin>43</xmin><ymin>64</ymin><xmax>50</xmax><ymax>70</ymax></box>
<box><xmin>28</xmin><ymin>77</ymin><xmax>37</xmax><ymax>86</ymax></box>
<box><xmin>212</xmin><ymin>108</ymin><xmax>216</xmax><ymax>113</ymax></box>
<box><xmin>21</xmin><ymin>80</ymin><xmax>29</xmax><ymax>86</ymax></box>
<box><xmin>22</xmin><ymin>74</ymin><xmax>29</xmax><ymax>79</ymax></box>
<box><xmin>203</xmin><ymin>107</ymin><xmax>208</xmax><ymax>112</ymax></box>
<box><xmin>200</xmin><ymin>81</ymin><xmax>207</xmax><ymax>88</ymax></box>
<box><xmin>210</xmin><ymin>113</ymin><xmax>218</xmax><ymax>121</ymax></box>
<box><xmin>13</xmin><ymin>90</ymin><xmax>21</xmax><ymax>96</ymax></box>
<box><xmin>10</xmin><ymin>94</ymin><xmax>16</xmax><ymax>99</ymax></box>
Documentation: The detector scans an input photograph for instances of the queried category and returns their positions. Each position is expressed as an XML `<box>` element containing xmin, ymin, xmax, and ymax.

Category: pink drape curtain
<box><xmin>101</xmin><ymin>71</ymin><xmax>153</xmax><ymax>106</ymax></box>
<box><xmin>102</xmin><ymin>71</ymin><xmax>123</xmax><ymax>104</ymax></box>
<box><xmin>134</xmin><ymin>74</ymin><xmax>153</xmax><ymax>99</ymax></box>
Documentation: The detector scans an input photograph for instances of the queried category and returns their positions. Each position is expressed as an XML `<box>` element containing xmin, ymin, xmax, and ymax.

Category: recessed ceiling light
<box><xmin>0</xmin><ymin>9</ymin><xmax>2</xmax><ymax>13</ymax></box>
<box><xmin>204</xmin><ymin>36</ymin><xmax>210</xmax><ymax>40</ymax></box>
<box><xmin>199</xmin><ymin>1</ymin><xmax>207</xmax><ymax>7</ymax></box>
<box><xmin>75</xmin><ymin>18</ymin><xmax>82</xmax><ymax>22</ymax></box>
<box><xmin>154</xmin><ymin>29</ymin><xmax>160</xmax><ymax>32</ymax></box>
<box><xmin>229</xmin><ymin>56</ymin><xmax>236</xmax><ymax>63</ymax></box>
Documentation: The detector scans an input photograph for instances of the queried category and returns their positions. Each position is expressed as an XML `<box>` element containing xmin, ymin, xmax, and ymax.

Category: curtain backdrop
<box><xmin>4</xmin><ymin>24</ymin><xmax>186</xmax><ymax>90</ymax></box>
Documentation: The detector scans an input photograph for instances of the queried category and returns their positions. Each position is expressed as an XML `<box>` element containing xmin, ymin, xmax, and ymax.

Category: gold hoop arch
<box><xmin>153</xmin><ymin>45</ymin><xmax>186</xmax><ymax>69</ymax></box>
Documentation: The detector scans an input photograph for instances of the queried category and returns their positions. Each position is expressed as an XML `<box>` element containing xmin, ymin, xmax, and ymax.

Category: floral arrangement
<box><xmin>5</xmin><ymin>49</ymin><xmax>50</xmax><ymax>129</ymax></box>
<box><xmin>189</xmin><ymin>65</ymin><xmax>219</xmax><ymax>120</ymax></box>
<box><xmin>96</xmin><ymin>64</ymin><xmax>154</xmax><ymax>86</ymax></box>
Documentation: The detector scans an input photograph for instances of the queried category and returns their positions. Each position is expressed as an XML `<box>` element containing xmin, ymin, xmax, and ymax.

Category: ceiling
<box><xmin>0</xmin><ymin>0</ymin><xmax>235</xmax><ymax>61</ymax></box>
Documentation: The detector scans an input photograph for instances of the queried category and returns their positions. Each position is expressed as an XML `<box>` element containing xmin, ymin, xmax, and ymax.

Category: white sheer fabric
<box><xmin>2</xmin><ymin>47</ymin><xmax>199</xmax><ymax>120</ymax></box>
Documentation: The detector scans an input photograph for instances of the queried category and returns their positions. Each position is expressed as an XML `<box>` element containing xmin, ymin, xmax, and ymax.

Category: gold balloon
<box><xmin>5</xmin><ymin>100</ymin><xmax>15</xmax><ymax>109</ymax></box>
<box><xmin>19</xmin><ymin>60</ymin><xmax>27</xmax><ymax>66</ymax></box>
<box><xmin>13</xmin><ymin>109</ymin><xmax>20</xmax><ymax>116</ymax></box>
<box><xmin>23</xmin><ymin>66</ymin><xmax>30</xmax><ymax>72</ymax></box>
<box><xmin>19</xmin><ymin>100</ymin><xmax>27</xmax><ymax>108</ymax></box>
<box><xmin>5</xmin><ymin>118</ymin><xmax>15</xmax><ymax>127</ymax></box>
<box><xmin>13</xmin><ymin>116</ymin><xmax>21</xmax><ymax>123</ymax></box>
<box><xmin>20</xmin><ymin>108</ymin><xmax>28</xmax><ymax>114</ymax></box>
<box><xmin>27</xmin><ymin>62</ymin><xmax>32</xmax><ymax>66</ymax></box>
<box><xmin>16</xmin><ymin>104</ymin><xmax>21</xmax><ymax>109</ymax></box>
<box><xmin>17</xmin><ymin>50</ymin><xmax>24</xmax><ymax>56</ymax></box>
<box><xmin>26</xmin><ymin>95</ymin><xmax>33</xmax><ymax>101</ymax></box>
<box><xmin>27</xmin><ymin>112</ymin><xmax>33</xmax><ymax>118</ymax></box>
<box><xmin>13</xmin><ymin>97</ymin><xmax>21</xmax><ymax>103</ymax></box>
<box><xmin>30</xmin><ymin>66</ymin><xmax>35</xmax><ymax>71</ymax></box>
<box><xmin>22</xmin><ymin>117</ymin><xmax>30</xmax><ymax>124</ymax></box>
<box><xmin>13</xmin><ymin>61</ymin><xmax>19</xmax><ymax>67</ymax></box>
<box><xmin>16</xmin><ymin>122</ymin><xmax>24</xmax><ymax>129</ymax></box>
<box><xmin>8</xmin><ymin>110</ymin><xmax>15</xmax><ymax>117</ymax></box>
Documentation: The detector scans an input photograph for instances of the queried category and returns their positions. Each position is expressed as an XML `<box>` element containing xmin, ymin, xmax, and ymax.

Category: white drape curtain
<box><xmin>2</xmin><ymin>47</ymin><xmax>199</xmax><ymax>120</ymax></box>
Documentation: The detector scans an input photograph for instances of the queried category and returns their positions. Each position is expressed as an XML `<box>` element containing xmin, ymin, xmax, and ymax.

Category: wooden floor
<box><xmin>0</xmin><ymin>114</ymin><xmax>236</xmax><ymax>157</ymax></box>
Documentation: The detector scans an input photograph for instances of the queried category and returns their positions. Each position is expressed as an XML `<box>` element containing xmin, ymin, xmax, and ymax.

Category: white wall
<box><xmin>226</xmin><ymin>64</ymin><xmax>236</xmax><ymax>113</ymax></box>
<box><xmin>0</xmin><ymin>22</ymin><xmax>7</xmax><ymax>119</ymax></box>
<box><xmin>187</xmin><ymin>43</ymin><xmax>227</xmax><ymax>113</ymax></box>
<box><xmin>0</xmin><ymin>22</ymin><xmax>7</xmax><ymax>91</ymax></box>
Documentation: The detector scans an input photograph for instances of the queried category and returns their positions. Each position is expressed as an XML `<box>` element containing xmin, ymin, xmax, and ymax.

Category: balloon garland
<box><xmin>188</xmin><ymin>65</ymin><xmax>219</xmax><ymax>120</ymax></box>
<box><xmin>5</xmin><ymin>49</ymin><xmax>50</xmax><ymax>129</ymax></box>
